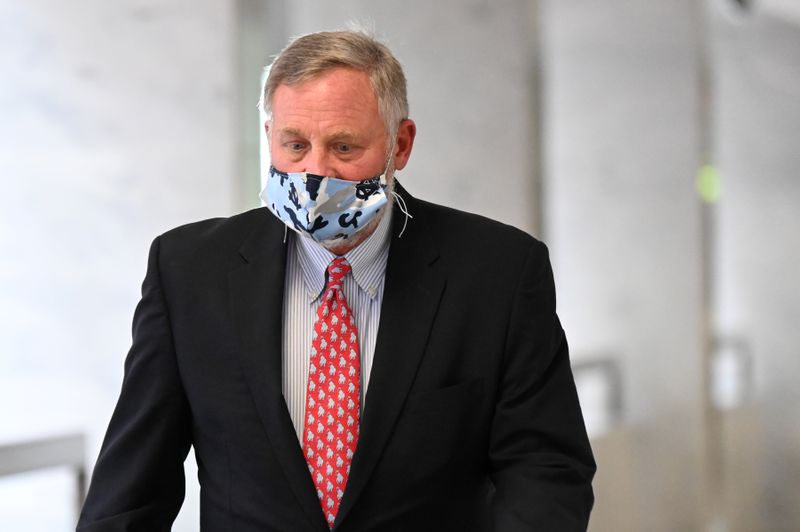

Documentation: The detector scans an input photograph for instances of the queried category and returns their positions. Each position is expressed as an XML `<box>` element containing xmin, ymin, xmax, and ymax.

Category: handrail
<box><xmin>0</xmin><ymin>433</ymin><xmax>87</xmax><ymax>519</ymax></box>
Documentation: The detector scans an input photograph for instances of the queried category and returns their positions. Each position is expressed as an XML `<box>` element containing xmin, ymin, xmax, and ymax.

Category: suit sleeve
<box><xmin>489</xmin><ymin>240</ymin><xmax>596</xmax><ymax>531</ymax></box>
<box><xmin>77</xmin><ymin>236</ymin><xmax>192</xmax><ymax>531</ymax></box>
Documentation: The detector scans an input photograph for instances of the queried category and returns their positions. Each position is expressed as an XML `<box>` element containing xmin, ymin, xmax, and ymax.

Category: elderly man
<box><xmin>78</xmin><ymin>31</ymin><xmax>595</xmax><ymax>531</ymax></box>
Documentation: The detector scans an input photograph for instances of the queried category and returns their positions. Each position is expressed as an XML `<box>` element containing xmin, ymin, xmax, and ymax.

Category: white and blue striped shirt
<box><xmin>281</xmin><ymin>210</ymin><xmax>393</xmax><ymax>441</ymax></box>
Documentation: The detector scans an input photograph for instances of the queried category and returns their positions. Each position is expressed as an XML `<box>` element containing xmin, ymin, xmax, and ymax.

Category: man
<box><xmin>78</xmin><ymin>30</ymin><xmax>595</xmax><ymax>531</ymax></box>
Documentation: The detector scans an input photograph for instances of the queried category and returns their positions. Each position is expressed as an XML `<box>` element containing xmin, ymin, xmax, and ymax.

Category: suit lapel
<box><xmin>228</xmin><ymin>211</ymin><xmax>328</xmax><ymax>532</ymax></box>
<box><xmin>335</xmin><ymin>185</ymin><xmax>447</xmax><ymax>527</ymax></box>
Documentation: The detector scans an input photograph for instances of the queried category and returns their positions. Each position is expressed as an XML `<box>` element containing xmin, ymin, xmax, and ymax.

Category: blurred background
<box><xmin>1</xmin><ymin>0</ymin><xmax>798</xmax><ymax>530</ymax></box>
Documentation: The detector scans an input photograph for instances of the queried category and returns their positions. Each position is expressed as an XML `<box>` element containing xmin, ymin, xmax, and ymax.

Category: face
<box><xmin>266</xmin><ymin>68</ymin><xmax>415</xmax><ymax>182</ymax></box>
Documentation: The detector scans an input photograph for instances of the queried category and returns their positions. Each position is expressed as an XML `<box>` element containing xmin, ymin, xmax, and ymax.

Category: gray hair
<box><xmin>262</xmin><ymin>30</ymin><xmax>409</xmax><ymax>133</ymax></box>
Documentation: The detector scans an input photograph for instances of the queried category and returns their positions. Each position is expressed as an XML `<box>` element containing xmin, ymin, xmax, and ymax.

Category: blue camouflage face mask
<box><xmin>260</xmin><ymin>166</ymin><xmax>389</xmax><ymax>246</ymax></box>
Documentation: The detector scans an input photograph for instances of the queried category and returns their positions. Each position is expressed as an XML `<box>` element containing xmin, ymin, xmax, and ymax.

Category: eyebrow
<box><xmin>277</xmin><ymin>128</ymin><xmax>307</xmax><ymax>140</ymax></box>
<box><xmin>277</xmin><ymin>128</ymin><xmax>361</xmax><ymax>144</ymax></box>
<box><xmin>327</xmin><ymin>130</ymin><xmax>361</xmax><ymax>143</ymax></box>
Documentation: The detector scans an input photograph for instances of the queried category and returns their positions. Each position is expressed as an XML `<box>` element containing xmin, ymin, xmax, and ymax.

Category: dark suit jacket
<box><xmin>78</xmin><ymin>185</ymin><xmax>595</xmax><ymax>531</ymax></box>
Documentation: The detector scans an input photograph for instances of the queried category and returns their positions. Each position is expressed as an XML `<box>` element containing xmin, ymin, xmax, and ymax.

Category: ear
<box><xmin>392</xmin><ymin>119</ymin><xmax>416</xmax><ymax>171</ymax></box>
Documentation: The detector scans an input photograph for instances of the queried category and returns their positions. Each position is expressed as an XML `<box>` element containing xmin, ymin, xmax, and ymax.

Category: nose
<box><xmin>303</xmin><ymin>149</ymin><xmax>336</xmax><ymax>178</ymax></box>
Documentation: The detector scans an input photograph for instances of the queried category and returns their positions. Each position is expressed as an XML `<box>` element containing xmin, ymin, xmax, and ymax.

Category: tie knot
<box><xmin>326</xmin><ymin>257</ymin><xmax>351</xmax><ymax>289</ymax></box>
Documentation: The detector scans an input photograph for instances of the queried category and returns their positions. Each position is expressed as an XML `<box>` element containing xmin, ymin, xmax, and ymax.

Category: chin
<box><xmin>323</xmin><ymin>210</ymin><xmax>386</xmax><ymax>255</ymax></box>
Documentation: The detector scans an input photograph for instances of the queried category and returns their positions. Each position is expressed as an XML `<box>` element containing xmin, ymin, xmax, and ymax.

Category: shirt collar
<box><xmin>294</xmin><ymin>208</ymin><xmax>393</xmax><ymax>302</ymax></box>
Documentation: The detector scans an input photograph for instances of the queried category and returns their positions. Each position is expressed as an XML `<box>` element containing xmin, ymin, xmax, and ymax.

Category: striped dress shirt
<box><xmin>281</xmin><ymin>209</ymin><xmax>393</xmax><ymax>442</ymax></box>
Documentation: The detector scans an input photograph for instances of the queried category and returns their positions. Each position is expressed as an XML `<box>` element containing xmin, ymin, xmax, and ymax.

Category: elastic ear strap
<box><xmin>390</xmin><ymin>190</ymin><xmax>413</xmax><ymax>238</ymax></box>
<box><xmin>381</xmin><ymin>130</ymin><xmax>399</xmax><ymax>183</ymax></box>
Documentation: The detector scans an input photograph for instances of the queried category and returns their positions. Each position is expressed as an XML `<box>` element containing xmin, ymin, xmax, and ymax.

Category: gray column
<box><xmin>542</xmin><ymin>1</ymin><xmax>708</xmax><ymax>530</ymax></box>
<box><xmin>712</xmin><ymin>4</ymin><xmax>800</xmax><ymax>531</ymax></box>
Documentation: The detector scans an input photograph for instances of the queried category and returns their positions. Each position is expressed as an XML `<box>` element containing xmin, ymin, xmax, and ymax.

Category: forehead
<box><xmin>270</xmin><ymin>68</ymin><xmax>385</xmax><ymax>136</ymax></box>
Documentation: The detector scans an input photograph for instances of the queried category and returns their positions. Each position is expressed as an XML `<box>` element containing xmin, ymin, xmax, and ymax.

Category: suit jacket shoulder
<box><xmin>155</xmin><ymin>208</ymin><xmax>278</xmax><ymax>269</ymax></box>
<box><xmin>408</xmin><ymin>195</ymin><xmax>550</xmax><ymax>299</ymax></box>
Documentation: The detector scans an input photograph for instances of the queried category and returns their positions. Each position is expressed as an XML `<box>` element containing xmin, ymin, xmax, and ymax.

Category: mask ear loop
<box><xmin>390</xmin><ymin>190</ymin><xmax>413</xmax><ymax>238</ymax></box>
<box><xmin>380</xmin><ymin>133</ymin><xmax>397</xmax><ymax>184</ymax></box>
<box><xmin>381</xmin><ymin>129</ymin><xmax>412</xmax><ymax>238</ymax></box>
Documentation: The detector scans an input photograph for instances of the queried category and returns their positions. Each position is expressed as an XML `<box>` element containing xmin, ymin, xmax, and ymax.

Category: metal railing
<box><xmin>0</xmin><ymin>433</ymin><xmax>87</xmax><ymax>519</ymax></box>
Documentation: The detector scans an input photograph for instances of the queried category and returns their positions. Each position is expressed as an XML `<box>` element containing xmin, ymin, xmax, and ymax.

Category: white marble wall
<box><xmin>0</xmin><ymin>1</ymin><xmax>236</xmax><ymax>530</ymax></box>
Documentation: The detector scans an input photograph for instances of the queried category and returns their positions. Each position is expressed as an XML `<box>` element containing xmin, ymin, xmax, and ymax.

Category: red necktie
<box><xmin>303</xmin><ymin>257</ymin><xmax>361</xmax><ymax>528</ymax></box>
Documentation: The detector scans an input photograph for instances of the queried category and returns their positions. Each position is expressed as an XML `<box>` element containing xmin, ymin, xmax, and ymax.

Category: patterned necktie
<box><xmin>303</xmin><ymin>257</ymin><xmax>361</xmax><ymax>528</ymax></box>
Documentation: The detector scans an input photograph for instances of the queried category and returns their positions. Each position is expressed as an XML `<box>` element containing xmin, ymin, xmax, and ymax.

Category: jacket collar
<box><xmin>228</xmin><ymin>211</ymin><xmax>329</xmax><ymax>531</ymax></box>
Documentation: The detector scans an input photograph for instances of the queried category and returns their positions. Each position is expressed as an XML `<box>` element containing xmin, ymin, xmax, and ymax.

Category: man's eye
<box><xmin>286</xmin><ymin>142</ymin><xmax>305</xmax><ymax>151</ymax></box>
<box><xmin>335</xmin><ymin>144</ymin><xmax>352</xmax><ymax>153</ymax></box>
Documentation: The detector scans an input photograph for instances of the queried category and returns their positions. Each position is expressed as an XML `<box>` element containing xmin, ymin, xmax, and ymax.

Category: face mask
<box><xmin>260</xmin><ymin>166</ymin><xmax>389</xmax><ymax>246</ymax></box>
